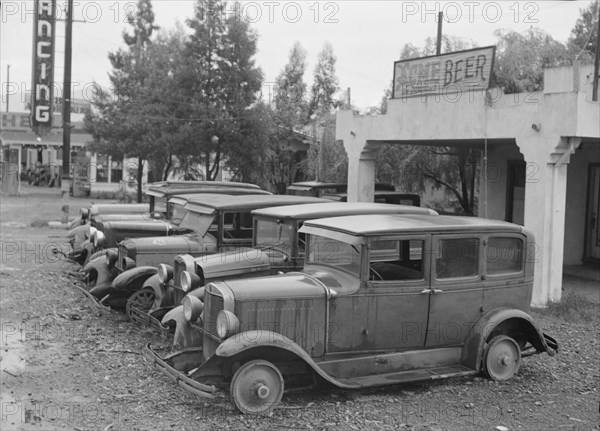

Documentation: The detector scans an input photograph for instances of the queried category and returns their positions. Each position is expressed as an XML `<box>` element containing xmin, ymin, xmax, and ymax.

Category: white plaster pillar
<box><xmin>519</xmin><ymin>136</ymin><xmax>577</xmax><ymax>306</ymax></box>
<box><xmin>107</xmin><ymin>155</ymin><xmax>112</xmax><ymax>183</ymax></box>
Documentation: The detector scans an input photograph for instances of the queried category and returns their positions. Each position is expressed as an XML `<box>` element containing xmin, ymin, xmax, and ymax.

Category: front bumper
<box><xmin>144</xmin><ymin>343</ymin><xmax>216</xmax><ymax>398</ymax></box>
<box><xmin>129</xmin><ymin>305</ymin><xmax>171</xmax><ymax>335</ymax></box>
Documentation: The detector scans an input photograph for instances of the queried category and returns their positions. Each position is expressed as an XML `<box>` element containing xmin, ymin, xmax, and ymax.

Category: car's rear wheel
<box><xmin>125</xmin><ymin>287</ymin><xmax>155</xmax><ymax>321</ymax></box>
<box><xmin>483</xmin><ymin>335</ymin><xmax>521</xmax><ymax>381</ymax></box>
<box><xmin>230</xmin><ymin>359</ymin><xmax>284</xmax><ymax>415</ymax></box>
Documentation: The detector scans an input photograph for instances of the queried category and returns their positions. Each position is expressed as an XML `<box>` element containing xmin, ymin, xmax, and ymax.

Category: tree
<box><xmin>261</xmin><ymin>42</ymin><xmax>310</xmax><ymax>193</ymax></box>
<box><xmin>493</xmin><ymin>28</ymin><xmax>571</xmax><ymax>93</ymax></box>
<box><xmin>306</xmin><ymin>42</ymin><xmax>347</xmax><ymax>182</ymax></box>
<box><xmin>174</xmin><ymin>0</ymin><xmax>263</xmax><ymax>181</ymax></box>
<box><xmin>567</xmin><ymin>1</ymin><xmax>599</xmax><ymax>62</ymax></box>
<box><xmin>85</xmin><ymin>0</ymin><xmax>159</xmax><ymax>202</ymax></box>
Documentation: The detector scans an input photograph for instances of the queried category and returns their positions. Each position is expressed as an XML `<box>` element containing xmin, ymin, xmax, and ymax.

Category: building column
<box><xmin>107</xmin><ymin>155</ymin><xmax>112</xmax><ymax>183</ymax></box>
<box><xmin>343</xmin><ymin>140</ymin><xmax>381</xmax><ymax>203</ymax></box>
<box><xmin>519</xmin><ymin>136</ymin><xmax>578</xmax><ymax>306</ymax></box>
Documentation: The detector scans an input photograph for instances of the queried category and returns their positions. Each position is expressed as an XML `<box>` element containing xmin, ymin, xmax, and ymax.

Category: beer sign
<box><xmin>393</xmin><ymin>46</ymin><xmax>495</xmax><ymax>99</ymax></box>
<box><xmin>31</xmin><ymin>0</ymin><xmax>56</xmax><ymax>135</ymax></box>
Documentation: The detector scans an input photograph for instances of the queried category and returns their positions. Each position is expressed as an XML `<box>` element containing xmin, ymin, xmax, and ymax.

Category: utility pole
<box><xmin>61</xmin><ymin>0</ymin><xmax>73</xmax><ymax>224</ymax></box>
<box><xmin>436</xmin><ymin>12</ymin><xmax>443</xmax><ymax>55</ymax></box>
<box><xmin>5</xmin><ymin>65</ymin><xmax>9</xmax><ymax>112</ymax></box>
<box><xmin>593</xmin><ymin>9</ymin><xmax>599</xmax><ymax>102</ymax></box>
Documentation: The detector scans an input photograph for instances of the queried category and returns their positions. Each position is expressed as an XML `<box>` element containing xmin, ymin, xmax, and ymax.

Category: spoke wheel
<box><xmin>230</xmin><ymin>359</ymin><xmax>284</xmax><ymax>415</ymax></box>
<box><xmin>483</xmin><ymin>335</ymin><xmax>521</xmax><ymax>381</ymax></box>
<box><xmin>126</xmin><ymin>287</ymin><xmax>155</xmax><ymax>320</ymax></box>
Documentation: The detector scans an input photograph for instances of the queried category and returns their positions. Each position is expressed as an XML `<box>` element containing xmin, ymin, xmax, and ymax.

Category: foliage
<box><xmin>493</xmin><ymin>28</ymin><xmax>571</xmax><ymax>93</ymax></box>
<box><xmin>305</xmin><ymin>42</ymin><xmax>347</xmax><ymax>182</ymax></box>
<box><xmin>84</xmin><ymin>0</ymin><xmax>160</xmax><ymax>202</ymax></box>
<box><xmin>567</xmin><ymin>1</ymin><xmax>599</xmax><ymax>63</ymax></box>
<box><xmin>176</xmin><ymin>0</ymin><xmax>264</xmax><ymax>181</ymax></box>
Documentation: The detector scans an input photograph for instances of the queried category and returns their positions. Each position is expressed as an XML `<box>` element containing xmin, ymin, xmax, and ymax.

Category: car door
<box><xmin>365</xmin><ymin>235</ymin><xmax>431</xmax><ymax>351</ymax></box>
<box><xmin>425</xmin><ymin>234</ymin><xmax>484</xmax><ymax>348</ymax></box>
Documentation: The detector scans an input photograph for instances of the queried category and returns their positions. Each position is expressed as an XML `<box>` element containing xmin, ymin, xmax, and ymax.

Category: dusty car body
<box><xmin>286</xmin><ymin>181</ymin><xmax>394</xmax><ymax>197</ymax></box>
<box><xmin>92</xmin><ymin>195</ymin><xmax>327</xmax><ymax>308</ymax></box>
<box><xmin>146</xmin><ymin>214</ymin><xmax>558</xmax><ymax>415</ymax></box>
<box><xmin>155</xmin><ymin>202</ymin><xmax>439</xmax><ymax>347</ymax></box>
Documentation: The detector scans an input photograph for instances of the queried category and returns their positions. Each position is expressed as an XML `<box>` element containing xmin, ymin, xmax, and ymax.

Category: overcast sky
<box><xmin>0</xmin><ymin>1</ymin><xmax>590</xmax><ymax>112</ymax></box>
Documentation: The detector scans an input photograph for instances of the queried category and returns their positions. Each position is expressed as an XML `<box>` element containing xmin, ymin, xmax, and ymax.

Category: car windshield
<box><xmin>170</xmin><ymin>203</ymin><xmax>187</xmax><ymax>225</ymax></box>
<box><xmin>178</xmin><ymin>210</ymin><xmax>217</xmax><ymax>237</ymax></box>
<box><xmin>255</xmin><ymin>219</ymin><xmax>295</xmax><ymax>256</ymax></box>
<box><xmin>307</xmin><ymin>234</ymin><xmax>361</xmax><ymax>277</ymax></box>
<box><xmin>154</xmin><ymin>196</ymin><xmax>168</xmax><ymax>215</ymax></box>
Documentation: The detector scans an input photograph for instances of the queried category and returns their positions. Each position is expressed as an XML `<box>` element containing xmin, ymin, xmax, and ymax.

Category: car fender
<box><xmin>142</xmin><ymin>274</ymin><xmax>162</xmax><ymax>309</ymax></box>
<box><xmin>83</xmin><ymin>254</ymin><xmax>117</xmax><ymax>287</ymax></box>
<box><xmin>215</xmin><ymin>330</ymin><xmax>359</xmax><ymax>389</ymax></box>
<box><xmin>161</xmin><ymin>305</ymin><xmax>203</xmax><ymax>349</ymax></box>
<box><xmin>462</xmin><ymin>307</ymin><xmax>553</xmax><ymax>371</ymax></box>
<box><xmin>112</xmin><ymin>266</ymin><xmax>158</xmax><ymax>293</ymax></box>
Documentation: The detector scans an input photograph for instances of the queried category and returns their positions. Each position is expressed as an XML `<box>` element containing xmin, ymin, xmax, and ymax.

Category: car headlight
<box><xmin>105</xmin><ymin>249</ymin><xmax>118</xmax><ymax>267</ymax></box>
<box><xmin>94</xmin><ymin>231</ymin><xmax>105</xmax><ymax>248</ymax></box>
<box><xmin>80</xmin><ymin>208</ymin><xmax>89</xmax><ymax>220</ymax></box>
<box><xmin>216</xmin><ymin>310</ymin><xmax>239</xmax><ymax>339</ymax></box>
<box><xmin>182</xmin><ymin>295</ymin><xmax>204</xmax><ymax>323</ymax></box>
<box><xmin>158</xmin><ymin>264</ymin><xmax>173</xmax><ymax>284</ymax></box>
<box><xmin>181</xmin><ymin>270</ymin><xmax>201</xmax><ymax>292</ymax></box>
<box><xmin>89</xmin><ymin>226</ymin><xmax>97</xmax><ymax>242</ymax></box>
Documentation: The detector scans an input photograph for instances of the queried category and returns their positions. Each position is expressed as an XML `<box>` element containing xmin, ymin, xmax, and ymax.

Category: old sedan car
<box><xmin>146</xmin><ymin>214</ymin><xmax>558</xmax><ymax>415</ymax></box>
<box><xmin>88</xmin><ymin>194</ymin><xmax>327</xmax><ymax>307</ymax></box>
<box><xmin>152</xmin><ymin>202</ymin><xmax>438</xmax><ymax>347</ymax></box>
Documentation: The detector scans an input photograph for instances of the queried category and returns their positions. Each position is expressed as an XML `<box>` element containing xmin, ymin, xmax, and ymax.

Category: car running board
<box><xmin>336</xmin><ymin>364</ymin><xmax>477</xmax><ymax>388</ymax></box>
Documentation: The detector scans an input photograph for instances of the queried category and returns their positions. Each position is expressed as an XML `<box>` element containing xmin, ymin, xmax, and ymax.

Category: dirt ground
<box><xmin>1</xmin><ymin>188</ymin><xmax>599</xmax><ymax>431</ymax></box>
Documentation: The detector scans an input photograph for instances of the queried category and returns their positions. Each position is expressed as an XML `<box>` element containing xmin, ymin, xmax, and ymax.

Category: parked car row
<box><xmin>64</xmin><ymin>181</ymin><xmax>557</xmax><ymax>416</ymax></box>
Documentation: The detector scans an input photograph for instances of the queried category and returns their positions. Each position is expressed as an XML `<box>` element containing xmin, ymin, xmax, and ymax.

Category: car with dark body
<box><xmin>146</xmin><ymin>214</ymin><xmax>558</xmax><ymax>415</ymax></box>
<box><xmin>322</xmin><ymin>191</ymin><xmax>421</xmax><ymax>207</ymax></box>
<box><xmin>88</xmin><ymin>194</ymin><xmax>327</xmax><ymax>308</ymax></box>
<box><xmin>151</xmin><ymin>202</ymin><xmax>439</xmax><ymax>347</ymax></box>
<box><xmin>286</xmin><ymin>181</ymin><xmax>395</xmax><ymax>197</ymax></box>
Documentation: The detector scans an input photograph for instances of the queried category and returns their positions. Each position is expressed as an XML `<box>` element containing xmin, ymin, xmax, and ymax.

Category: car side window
<box><xmin>223</xmin><ymin>211</ymin><xmax>253</xmax><ymax>241</ymax></box>
<box><xmin>435</xmin><ymin>238</ymin><xmax>479</xmax><ymax>279</ymax></box>
<box><xmin>369</xmin><ymin>239</ymin><xmax>424</xmax><ymax>281</ymax></box>
<box><xmin>486</xmin><ymin>237</ymin><xmax>523</xmax><ymax>275</ymax></box>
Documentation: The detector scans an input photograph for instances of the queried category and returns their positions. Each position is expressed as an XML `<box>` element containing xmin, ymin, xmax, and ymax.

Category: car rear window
<box><xmin>486</xmin><ymin>237</ymin><xmax>523</xmax><ymax>275</ymax></box>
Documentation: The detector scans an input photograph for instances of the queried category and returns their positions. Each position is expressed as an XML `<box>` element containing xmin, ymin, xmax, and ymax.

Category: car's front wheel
<box><xmin>230</xmin><ymin>359</ymin><xmax>284</xmax><ymax>415</ymax></box>
<box><xmin>126</xmin><ymin>287</ymin><xmax>155</xmax><ymax>321</ymax></box>
<box><xmin>483</xmin><ymin>335</ymin><xmax>521</xmax><ymax>381</ymax></box>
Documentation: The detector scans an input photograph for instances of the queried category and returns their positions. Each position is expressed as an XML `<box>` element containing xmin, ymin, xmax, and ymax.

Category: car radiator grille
<box><xmin>116</xmin><ymin>244</ymin><xmax>127</xmax><ymax>271</ymax></box>
<box><xmin>204</xmin><ymin>288</ymin><xmax>224</xmax><ymax>339</ymax></box>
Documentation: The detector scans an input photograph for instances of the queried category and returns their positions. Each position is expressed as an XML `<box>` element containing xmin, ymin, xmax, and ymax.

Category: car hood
<box><xmin>123</xmin><ymin>234</ymin><xmax>216</xmax><ymax>255</ymax></box>
<box><xmin>103</xmin><ymin>220</ymin><xmax>175</xmax><ymax>233</ymax></box>
<box><xmin>218</xmin><ymin>272</ymin><xmax>330</xmax><ymax>301</ymax></box>
<box><xmin>198</xmin><ymin>247</ymin><xmax>284</xmax><ymax>280</ymax></box>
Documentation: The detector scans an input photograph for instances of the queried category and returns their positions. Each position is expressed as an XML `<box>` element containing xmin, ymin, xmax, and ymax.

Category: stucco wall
<box><xmin>564</xmin><ymin>144</ymin><xmax>600</xmax><ymax>264</ymax></box>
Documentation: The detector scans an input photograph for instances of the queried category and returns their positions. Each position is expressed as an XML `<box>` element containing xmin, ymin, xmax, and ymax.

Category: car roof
<box><xmin>147</xmin><ymin>180</ymin><xmax>261</xmax><ymax>189</ymax></box>
<box><xmin>252</xmin><ymin>202</ymin><xmax>437</xmax><ymax>219</ymax></box>
<box><xmin>184</xmin><ymin>194</ymin><xmax>328</xmax><ymax>212</ymax></box>
<box><xmin>146</xmin><ymin>184</ymin><xmax>268</xmax><ymax>198</ymax></box>
<box><xmin>301</xmin><ymin>214</ymin><xmax>524</xmax><ymax>237</ymax></box>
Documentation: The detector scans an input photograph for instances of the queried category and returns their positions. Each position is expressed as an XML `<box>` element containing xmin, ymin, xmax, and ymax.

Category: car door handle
<box><xmin>420</xmin><ymin>289</ymin><xmax>430</xmax><ymax>294</ymax></box>
<box><xmin>431</xmin><ymin>289</ymin><xmax>444</xmax><ymax>294</ymax></box>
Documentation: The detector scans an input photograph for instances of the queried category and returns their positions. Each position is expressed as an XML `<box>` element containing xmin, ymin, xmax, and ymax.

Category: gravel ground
<box><xmin>1</xmin><ymin>190</ymin><xmax>599</xmax><ymax>431</ymax></box>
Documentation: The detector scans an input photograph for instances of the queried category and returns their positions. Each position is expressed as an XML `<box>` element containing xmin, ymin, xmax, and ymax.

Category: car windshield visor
<box><xmin>178</xmin><ymin>211</ymin><xmax>217</xmax><ymax>237</ymax></box>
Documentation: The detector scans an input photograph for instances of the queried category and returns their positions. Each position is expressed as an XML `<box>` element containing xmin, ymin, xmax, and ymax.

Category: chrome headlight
<box><xmin>94</xmin><ymin>231</ymin><xmax>105</xmax><ymax>248</ymax></box>
<box><xmin>80</xmin><ymin>208</ymin><xmax>89</xmax><ymax>220</ymax></box>
<box><xmin>158</xmin><ymin>264</ymin><xmax>173</xmax><ymax>284</ymax></box>
<box><xmin>89</xmin><ymin>226</ymin><xmax>97</xmax><ymax>241</ymax></box>
<box><xmin>216</xmin><ymin>310</ymin><xmax>239</xmax><ymax>339</ymax></box>
<box><xmin>181</xmin><ymin>270</ymin><xmax>201</xmax><ymax>292</ymax></box>
<box><xmin>182</xmin><ymin>295</ymin><xmax>204</xmax><ymax>323</ymax></box>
